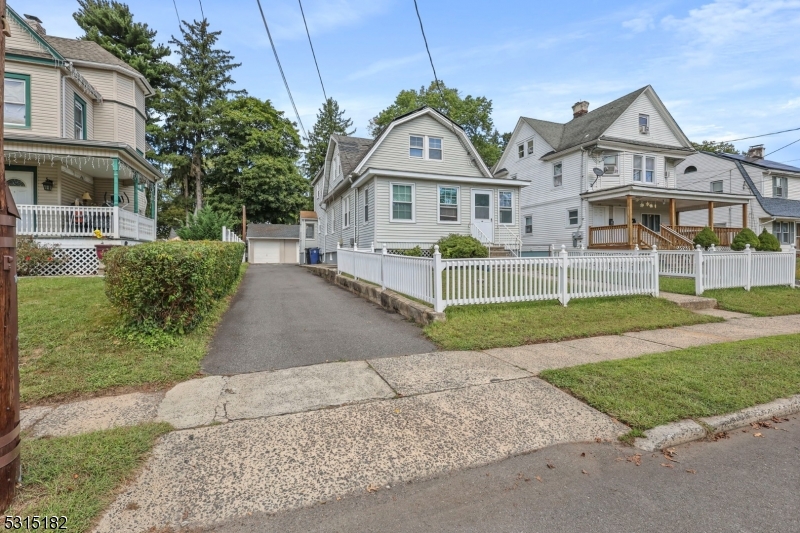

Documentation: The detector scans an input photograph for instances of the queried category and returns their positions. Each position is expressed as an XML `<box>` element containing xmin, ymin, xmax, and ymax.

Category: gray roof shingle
<box><xmin>715</xmin><ymin>152</ymin><xmax>800</xmax><ymax>174</ymax></box>
<box><xmin>332</xmin><ymin>134</ymin><xmax>374</xmax><ymax>176</ymax></box>
<box><xmin>247</xmin><ymin>224</ymin><xmax>300</xmax><ymax>239</ymax></box>
<box><xmin>732</xmin><ymin>159</ymin><xmax>800</xmax><ymax>218</ymax></box>
<box><xmin>43</xmin><ymin>35</ymin><xmax>144</xmax><ymax>78</ymax></box>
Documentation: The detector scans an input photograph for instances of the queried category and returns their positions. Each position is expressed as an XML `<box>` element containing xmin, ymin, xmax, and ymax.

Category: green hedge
<box><xmin>104</xmin><ymin>241</ymin><xmax>245</xmax><ymax>333</ymax></box>
<box><xmin>434</xmin><ymin>234</ymin><xmax>489</xmax><ymax>259</ymax></box>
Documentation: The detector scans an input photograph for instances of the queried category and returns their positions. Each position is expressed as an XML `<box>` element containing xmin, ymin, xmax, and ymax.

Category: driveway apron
<box><xmin>202</xmin><ymin>265</ymin><xmax>436</xmax><ymax>374</ymax></box>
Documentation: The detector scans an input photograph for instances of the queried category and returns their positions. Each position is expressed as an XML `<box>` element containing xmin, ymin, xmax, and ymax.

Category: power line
<box><xmin>172</xmin><ymin>0</ymin><xmax>181</xmax><ymax>25</ymax></box>
<box><xmin>255</xmin><ymin>0</ymin><xmax>308</xmax><ymax>140</ymax></box>
<box><xmin>198</xmin><ymin>0</ymin><xmax>205</xmax><ymax>20</ymax></box>
<box><xmin>780</xmin><ymin>157</ymin><xmax>800</xmax><ymax>163</ymax></box>
<box><xmin>766</xmin><ymin>137</ymin><xmax>800</xmax><ymax>157</ymax></box>
<box><xmin>412</xmin><ymin>0</ymin><xmax>445</xmax><ymax>105</ymax></box>
<box><xmin>297</xmin><ymin>0</ymin><xmax>327</xmax><ymax>102</ymax></box>
<box><xmin>724</xmin><ymin>126</ymin><xmax>800</xmax><ymax>143</ymax></box>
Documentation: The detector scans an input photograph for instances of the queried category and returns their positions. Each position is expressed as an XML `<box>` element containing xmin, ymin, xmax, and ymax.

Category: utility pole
<box><xmin>241</xmin><ymin>205</ymin><xmax>246</xmax><ymax>242</ymax></box>
<box><xmin>0</xmin><ymin>0</ymin><xmax>21</xmax><ymax>509</ymax></box>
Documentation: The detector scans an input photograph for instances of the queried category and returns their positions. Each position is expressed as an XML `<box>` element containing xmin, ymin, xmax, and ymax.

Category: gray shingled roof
<box><xmin>44</xmin><ymin>35</ymin><xmax>144</xmax><ymax>77</ymax></box>
<box><xmin>332</xmin><ymin>134</ymin><xmax>374</xmax><ymax>176</ymax></box>
<box><xmin>522</xmin><ymin>86</ymin><xmax>650</xmax><ymax>154</ymax></box>
<box><xmin>731</xmin><ymin>159</ymin><xmax>800</xmax><ymax>218</ymax></box>
<box><xmin>715</xmin><ymin>152</ymin><xmax>800</xmax><ymax>175</ymax></box>
<box><xmin>247</xmin><ymin>224</ymin><xmax>300</xmax><ymax>239</ymax></box>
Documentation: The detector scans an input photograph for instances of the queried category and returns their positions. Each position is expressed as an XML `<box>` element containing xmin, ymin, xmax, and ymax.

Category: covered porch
<box><xmin>5</xmin><ymin>136</ymin><xmax>162</xmax><ymax>242</ymax></box>
<box><xmin>583</xmin><ymin>185</ymin><xmax>754</xmax><ymax>250</ymax></box>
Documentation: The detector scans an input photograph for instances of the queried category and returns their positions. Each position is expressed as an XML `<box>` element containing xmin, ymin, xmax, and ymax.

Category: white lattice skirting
<box><xmin>30</xmin><ymin>248</ymin><xmax>99</xmax><ymax>276</ymax></box>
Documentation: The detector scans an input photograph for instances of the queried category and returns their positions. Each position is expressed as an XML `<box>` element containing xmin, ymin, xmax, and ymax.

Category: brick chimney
<box><xmin>572</xmin><ymin>101</ymin><xmax>589</xmax><ymax>118</ymax></box>
<box><xmin>746</xmin><ymin>144</ymin><xmax>764</xmax><ymax>160</ymax></box>
<box><xmin>24</xmin><ymin>14</ymin><xmax>46</xmax><ymax>35</ymax></box>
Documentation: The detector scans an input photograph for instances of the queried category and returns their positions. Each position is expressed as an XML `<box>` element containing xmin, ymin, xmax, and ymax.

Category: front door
<box><xmin>471</xmin><ymin>189</ymin><xmax>493</xmax><ymax>242</ymax></box>
<box><xmin>8</xmin><ymin>170</ymin><xmax>35</xmax><ymax>231</ymax></box>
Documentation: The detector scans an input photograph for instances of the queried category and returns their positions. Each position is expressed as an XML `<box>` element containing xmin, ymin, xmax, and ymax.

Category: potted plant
<box><xmin>93</xmin><ymin>229</ymin><xmax>115</xmax><ymax>260</ymax></box>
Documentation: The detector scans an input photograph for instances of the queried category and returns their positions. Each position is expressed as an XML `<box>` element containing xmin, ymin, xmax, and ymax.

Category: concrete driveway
<box><xmin>202</xmin><ymin>265</ymin><xmax>436</xmax><ymax>374</ymax></box>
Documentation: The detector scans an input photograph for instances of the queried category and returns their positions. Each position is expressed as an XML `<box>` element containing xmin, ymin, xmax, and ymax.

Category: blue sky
<box><xmin>19</xmin><ymin>0</ymin><xmax>800</xmax><ymax>163</ymax></box>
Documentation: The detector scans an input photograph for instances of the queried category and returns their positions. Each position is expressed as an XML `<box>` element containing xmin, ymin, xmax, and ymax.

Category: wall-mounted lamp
<box><xmin>42</xmin><ymin>178</ymin><xmax>54</xmax><ymax>191</ymax></box>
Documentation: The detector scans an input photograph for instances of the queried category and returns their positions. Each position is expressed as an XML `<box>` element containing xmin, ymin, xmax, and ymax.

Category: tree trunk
<box><xmin>192</xmin><ymin>149</ymin><xmax>203</xmax><ymax>214</ymax></box>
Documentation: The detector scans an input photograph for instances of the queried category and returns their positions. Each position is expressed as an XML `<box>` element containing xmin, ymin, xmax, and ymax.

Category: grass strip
<box><xmin>660</xmin><ymin>277</ymin><xmax>800</xmax><ymax>316</ymax></box>
<box><xmin>6</xmin><ymin>423</ymin><xmax>172</xmax><ymax>531</ymax></box>
<box><xmin>540</xmin><ymin>334</ymin><xmax>800</xmax><ymax>431</ymax></box>
<box><xmin>423</xmin><ymin>295</ymin><xmax>720</xmax><ymax>351</ymax></box>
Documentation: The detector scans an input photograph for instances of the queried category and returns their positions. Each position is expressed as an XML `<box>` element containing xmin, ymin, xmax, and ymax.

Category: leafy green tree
<box><xmin>730</xmin><ymin>228</ymin><xmax>759</xmax><ymax>251</ymax></box>
<box><xmin>691</xmin><ymin>140</ymin><xmax>741</xmax><ymax>154</ymax></box>
<box><xmin>368</xmin><ymin>81</ymin><xmax>504</xmax><ymax>167</ymax></box>
<box><xmin>206</xmin><ymin>97</ymin><xmax>311</xmax><ymax>224</ymax></box>
<box><xmin>159</xmin><ymin>19</ymin><xmax>244</xmax><ymax>215</ymax></box>
<box><xmin>176</xmin><ymin>206</ymin><xmax>236</xmax><ymax>241</ymax></box>
<box><xmin>756</xmin><ymin>229</ymin><xmax>782</xmax><ymax>251</ymax></box>
<box><xmin>693</xmin><ymin>226</ymin><xmax>720</xmax><ymax>249</ymax></box>
<box><xmin>303</xmin><ymin>98</ymin><xmax>355</xmax><ymax>179</ymax></box>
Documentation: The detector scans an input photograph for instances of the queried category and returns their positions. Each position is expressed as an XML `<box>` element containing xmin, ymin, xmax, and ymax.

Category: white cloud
<box><xmin>622</xmin><ymin>15</ymin><xmax>655</xmax><ymax>33</ymax></box>
<box><xmin>347</xmin><ymin>53</ymin><xmax>426</xmax><ymax>81</ymax></box>
<box><xmin>785</xmin><ymin>98</ymin><xmax>800</xmax><ymax>109</ymax></box>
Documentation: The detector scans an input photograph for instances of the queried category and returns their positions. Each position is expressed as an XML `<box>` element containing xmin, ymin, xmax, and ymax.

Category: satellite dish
<box><xmin>593</xmin><ymin>167</ymin><xmax>604</xmax><ymax>177</ymax></box>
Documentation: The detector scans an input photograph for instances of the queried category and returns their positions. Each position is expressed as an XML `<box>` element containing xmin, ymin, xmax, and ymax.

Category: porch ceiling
<box><xmin>582</xmin><ymin>184</ymin><xmax>754</xmax><ymax>212</ymax></box>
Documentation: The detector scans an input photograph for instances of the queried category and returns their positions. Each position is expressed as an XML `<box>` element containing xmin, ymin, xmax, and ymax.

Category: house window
<box><xmin>633</xmin><ymin>155</ymin><xmax>655</xmax><ymax>183</ymax></box>
<box><xmin>306</xmin><ymin>223</ymin><xmax>315</xmax><ymax>239</ymax></box>
<box><xmin>524</xmin><ymin>216</ymin><xmax>532</xmax><ymax>234</ymax></box>
<box><xmin>499</xmin><ymin>191</ymin><xmax>513</xmax><ymax>224</ymax></box>
<box><xmin>710</xmin><ymin>180</ymin><xmax>724</xmax><ymax>193</ymax></box>
<box><xmin>773</xmin><ymin>221</ymin><xmax>793</xmax><ymax>244</ymax></box>
<box><xmin>74</xmin><ymin>95</ymin><xmax>86</xmax><ymax>140</ymax></box>
<box><xmin>603</xmin><ymin>154</ymin><xmax>619</xmax><ymax>175</ymax></box>
<box><xmin>553</xmin><ymin>162</ymin><xmax>563</xmax><ymax>187</ymax></box>
<box><xmin>684</xmin><ymin>166</ymin><xmax>697</xmax><ymax>174</ymax></box>
<box><xmin>642</xmin><ymin>213</ymin><xmax>661</xmax><ymax>232</ymax></box>
<box><xmin>527</xmin><ymin>139</ymin><xmax>534</xmax><ymax>155</ymax></box>
<box><xmin>639</xmin><ymin>114</ymin><xmax>649</xmax><ymax>134</ymax></box>
<box><xmin>518</xmin><ymin>144</ymin><xmax>524</xmax><ymax>158</ymax></box>
<box><xmin>409</xmin><ymin>135</ymin><xmax>424</xmax><ymax>158</ymax></box>
<box><xmin>391</xmin><ymin>183</ymin><xmax>414</xmax><ymax>222</ymax></box>
<box><xmin>773</xmin><ymin>177</ymin><xmax>788</xmax><ymax>198</ymax></box>
<box><xmin>438</xmin><ymin>186</ymin><xmax>459</xmax><ymax>222</ymax></box>
<box><xmin>646</xmin><ymin>157</ymin><xmax>655</xmax><ymax>182</ymax></box>
<box><xmin>343</xmin><ymin>196</ymin><xmax>351</xmax><ymax>228</ymax></box>
<box><xmin>364</xmin><ymin>188</ymin><xmax>369</xmax><ymax>222</ymax></box>
<box><xmin>428</xmin><ymin>137</ymin><xmax>443</xmax><ymax>160</ymax></box>
<box><xmin>567</xmin><ymin>209</ymin><xmax>579</xmax><ymax>227</ymax></box>
<box><xmin>4</xmin><ymin>74</ymin><xmax>30</xmax><ymax>128</ymax></box>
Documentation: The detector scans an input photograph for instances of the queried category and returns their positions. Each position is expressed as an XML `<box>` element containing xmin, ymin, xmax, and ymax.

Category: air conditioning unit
<box><xmin>639</xmin><ymin>125</ymin><xmax>649</xmax><ymax>134</ymax></box>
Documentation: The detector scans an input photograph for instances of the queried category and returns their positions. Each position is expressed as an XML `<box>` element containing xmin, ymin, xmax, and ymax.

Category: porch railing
<box><xmin>588</xmin><ymin>224</ymin><xmax>628</xmax><ymax>247</ymax></box>
<box><xmin>16</xmin><ymin>204</ymin><xmax>156</xmax><ymax>241</ymax></box>
<box><xmin>671</xmin><ymin>226</ymin><xmax>740</xmax><ymax>247</ymax></box>
<box><xmin>590</xmin><ymin>224</ymin><xmax>743</xmax><ymax>250</ymax></box>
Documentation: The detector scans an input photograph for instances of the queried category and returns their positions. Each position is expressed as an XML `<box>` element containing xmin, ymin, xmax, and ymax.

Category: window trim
<box><xmin>437</xmin><ymin>185</ymin><xmax>460</xmax><ymax>224</ymax></box>
<box><xmin>633</xmin><ymin>154</ymin><xmax>656</xmax><ymax>184</ymax></box>
<box><xmin>498</xmin><ymin>190</ymin><xmax>514</xmax><ymax>225</ymax></box>
<box><xmin>524</xmin><ymin>215</ymin><xmax>533</xmax><ymax>234</ymax></box>
<box><xmin>343</xmin><ymin>196</ymin><xmax>351</xmax><ymax>229</ymax></box>
<box><xmin>639</xmin><ymin>113</ymin><xmax>650</xmax><ymax>135</ymax></box>
<box><xmin>602</xmin><ymin>153</ymin><xmax>619</xmax><ymax>176</ymax></box>
<box><xmin>773</xmin><ymin>220</ymin><xmax>793</xmax><ymax>244</ymax></box>
<box><xmin>409</xmin><ymin>135</ymin><xmax>424</xmax><ymax>159</ymax></box>
<box><xmin>74</xmin><ymin>94</ymin><xmax>87</xmax><ymax>140</ymax></box>
<box><xmin>5</xmin><ymin>73</ymin><xmax>31</xmax><ymax>129</ymax></box>
<box><xmin>305</xmin><ymin>222</ymin><xmax>315</xmax><ymax>239</ymax></box>
<box><xmin>363</xmin><ymin>187</ymin><xmax>370</xmax><ymax>224</ymax></box>
<box><xmin>710</xmin><ymin>180</ymin><xmax>724</xmax><ymax>193</ymax></box>
<box><xmin>567</xmin><ymin>208</ymin><xmax>579</xmax><ymax>227</ymax></box>
<box><xmin>773</xmin><ymin>176</ymin><xmax>788</xmax><ymax>198</ymax></box>
<box><xmin>408</xmin><ymin>135</ymin><xmax>443</xmax><ymax>161</ymax></box>
<box><xmin>390</xmin><ymin>182</ymin><xmax>416</xmax><ymax>223</ymax></box>
<box><xmin>428</xmin><ymin>136</ymin><xmax>443</xmax><ymax>161</ymax></box>
<box><xmin>518</xmin><ymin>143</ymin><xmax>525</xmax><ymax>159</ymax></box>
<box><xmin>527</xmin><ymin>139</ymin><xmax>534</xmax><ymax>155</ymax></box>
<box><xmin>553</xmin><ymin>161</ymin><xmax>563</xmax><ymax>188</ymax></box>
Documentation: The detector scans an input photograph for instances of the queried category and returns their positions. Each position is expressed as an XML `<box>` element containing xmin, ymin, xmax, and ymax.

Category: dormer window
<box><xmin>684</xmin><ymin>166</ymin><xmax>697</xmax><ymax>174</ymax></box>
<box><xmin>428</xmin><ymin>137</ymin><xmax>442</xmax><ymax>160</ymax></box>
<box><xmin>639</xmin><ymin>114</ymin><xmax>650</xmax><ymax>134</ymax></box>
<box><xmin>527</xmin><ymin>139</ymin><xmax>534</xmax><ymax>155</ymax></box>
<box><xmin>518</xmin><ymin>144</ymin><xmax>524</xmax><ymax>158</ymax></box>
<box><xmin>410</xmin><ymin>136</ymin><xmax>424</xmax><ymax>158</ymax></box>
<box><xmin>409</xmin><ymin>135</ymin><xmax>442</xmax><ymax>160</ymax></box>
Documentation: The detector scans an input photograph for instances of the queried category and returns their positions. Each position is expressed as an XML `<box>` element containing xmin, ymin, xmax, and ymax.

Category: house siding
<box><xmin>64</xmin><ymin>79</ymin><xmax>95</xmax><ymax>140</ymax></box>
<box><xmin>60</xmin><ymin>172</ymin><xmax>92</xmax><ymax>207</ymax></box>
<box><xmin>357</xmin><ymin>178</ymin><xmax>375</xmax><ymax>248</ymax></box>
<box><xmin>7</xmin><ymin>16</ymin><xmax>50</xmax><ymax>54</ymax></box>
<box><xmin>604</xmin><ymin>92</ymin><xmax>682</xmax><ymax>146</ymax></box>
<box><xmin>6</xmin><ymin>61</ymin><xmax>60</xmax><ymax>137</ymax></box>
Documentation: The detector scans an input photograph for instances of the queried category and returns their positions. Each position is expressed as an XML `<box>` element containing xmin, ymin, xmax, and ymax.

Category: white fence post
<box><xmin>694</xmin><ymin>245</ymin><xmax>704</xmax><ymax>295</ymax></box>
<box><xmin>792</xmin><ymin>244</ymin><xmax>797</xmax><ymax>288</ymax></box>
<box><xmin>112</xmin><ymin>206</ymin><xmax>120</xmax><ymax>238</ymax></box>
<box><xmin>651</xmin><ymin>245</ymin><xmax>659</xmax><ymax>297</ymax></box>
<box><xmin>433</xmin><ymin>245</ymin><xmax>444</xmax><ymax>313</ymax></box>
<box><xmin>559</xmin><ymin>245</ymin><xmax>569</xmax><ymax>306</ymax></box>
<box><xmin>381</xmin><ymin>243</ymin><xmax>387</xmax><ymax>290</ymax></box>
<box><xmin>371</xmin><ymin>241</ymin><xmax>375</xmax><ymax>253</ymax></box>
<box><xmin>336</xmin><ymin>242</ymin><xmax>341</xmax><ymax>275</ymax></box>
<box><xmin>744</xmin><ymin>244</ymin><xmax>752</xmax><ymax>291</ymax></box>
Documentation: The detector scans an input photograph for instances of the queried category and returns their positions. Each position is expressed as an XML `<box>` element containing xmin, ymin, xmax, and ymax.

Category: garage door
<box><xmin>253</xmin><ymin>241</ymin><xmax>282</xmax><ymax>263</ymax></box>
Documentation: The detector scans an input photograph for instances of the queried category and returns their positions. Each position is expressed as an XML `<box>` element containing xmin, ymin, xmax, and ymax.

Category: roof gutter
<box><xmin>352</xmin><ymin>168</ymin><xmax>530</xmax><ymax>189</ymax></box>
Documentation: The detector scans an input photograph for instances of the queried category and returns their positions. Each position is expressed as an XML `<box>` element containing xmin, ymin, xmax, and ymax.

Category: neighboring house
<box><xmin>497</xmin><ymin>86</ymin><xmax>753</xmax><ymax>251</ymax></box>
<box><xmin>310</xmin><ymin>107</ymin><xmax>527</xmax><ymax>262</ymax></box>
<box><xmin>675</xmin><ymin>146</ymin><xmax>800</xmax><ymax>249</ymax></box>
<box><xmin>247</xmin><ymin>223</ymin><xmax>300</xmax><ymax>264</ymax></box>
<box><xmin>4</xmin><ymin>7</ymin><xmax>163</xmax><ymax>273</ymax></box>
<box><xmin>298</xmin><ymin>210</ymin><xmax>318</xmax><ymax>264</ymax></box>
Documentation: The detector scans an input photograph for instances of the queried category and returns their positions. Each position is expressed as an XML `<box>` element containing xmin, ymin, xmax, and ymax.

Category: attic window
<box><xmin>684</xmin><ymin>166</ymin><xmax>697</xmax><ymax>174</ymax></box>
<box><xmin>639</xmin><ymin>114</ymin><xmax>650</xmax><ymax>134</ymax></box>
<box><xmin>410</xmin><ymin>136</ymin><xmax>424</xmax><ymax>158</ymax></box>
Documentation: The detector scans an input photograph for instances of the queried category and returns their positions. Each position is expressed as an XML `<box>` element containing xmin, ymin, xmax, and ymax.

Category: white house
<box><xmin>675</xmin><ymin>146</ymin><xmax>800</xmax><ymax>249</ymax></box>
<box><xmin>310</xmin><ymin>107</ymin><xmax>528</xmax><ymax>262</ymax></box>
<box><xmin>496</xmin><ymin>86</ymin><xmax>752</xmax><ymax>252</ymax></box>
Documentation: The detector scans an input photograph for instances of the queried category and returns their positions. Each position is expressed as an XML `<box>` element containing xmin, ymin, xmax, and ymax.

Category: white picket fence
<box><xmin>221</xmin><ymin>226</ymin><xmax>243</xmax><ymax>243</ymax></box>
<box><xmin>698</xmin><ymin>245</ymin><xmax>795</xmax><ymax>294</ymax></box>
<box><xmin>337</xmin><ymin>244</ymin><xmax>659</xmax><ymax>311</ymax></box>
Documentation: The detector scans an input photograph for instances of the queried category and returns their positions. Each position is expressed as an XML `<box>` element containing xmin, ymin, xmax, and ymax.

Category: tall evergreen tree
<box><xmin>303</xmin><ymin>98</ymin><xmax>355</xmax><ymax>179</ymax></box>
<box><xmin>159</xmin><ymin>19</ymin><xmax>244</xmax><ymax>214</ymax></box>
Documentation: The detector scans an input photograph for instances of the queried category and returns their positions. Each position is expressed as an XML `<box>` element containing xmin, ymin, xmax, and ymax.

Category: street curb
<box><xmin>635</xmin><ymin>394</ymin><xmax>800</xmax><ymax>451</ymax></box>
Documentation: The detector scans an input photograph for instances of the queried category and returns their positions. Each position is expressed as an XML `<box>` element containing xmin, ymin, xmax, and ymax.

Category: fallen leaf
<box><xmin>753</xmin><ymin>432</ymin><xmax>764</xmax><ymax>438</ymax></box>
<box><xmin>660</xmin><ymin>463</ymin><xmax>674</xmax><ymax>468</ymax></box>
<box><xmin>366</xmin><ymin>484</ymin><xmax>380</xmax><ymax>493</ymax></box>
<box><xmin>535</xmin><ymin>476</ymin><xmax>542</xmax><ymax>483</ymax></box>
<box><xmin>664</xmin><ymin>448</ymin><xmax>677</xmax><ymax>458</ymax></box>
<box><xmin>73</xmin><ymin>474</ymin><xmax>79</xmax><ymax>479</ymax></box>
<box><xmin>627</xmin><ymin>454</ymin><xmax>642</xmax><ymax>466</ymax></box>
<box><xmin>581</xmin><ymin>470</ymin><xmax>589</xmax><ymax>475</ymax></box>
<box><xmin>580</xmin><ymin>452</ymin><xmax>586</xmax><ymax>457</ymax></box>
<box><xmin>547</xmin><ymin>463</ymin><xmax>555</xmax><ymax>469</ymax></box>
<box><xmin>595</xmin><ymin>438</ymin><xmax>602</xmax><ymax>443</ymax></box>
<box><xmin>686</xmin><ymin>469</ymin><xmax>696</xmax><ymax>474</ymax></box>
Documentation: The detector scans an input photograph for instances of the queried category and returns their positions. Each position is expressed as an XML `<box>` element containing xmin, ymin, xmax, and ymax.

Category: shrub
<box><xmin>730</xmin><ymin>228</ymin><xmax>760</xmax><ymax>251</ymax></box>
<box><xmin>16</xmin><ymin>236</ymin><xmax>64</xmax><ymax>276</ymax></box>
<box><xmin>756</xmin><ymin>229</ymin><xmax>782</xmax><ymax>252</ymax></box>
<box><xmin>434</xmin><ymin>234</ymin><xmax>489</xmax><ymax>259</ymax></box>
<box><xmin>177</xmin><ymin>207</ymin><xmax>237</xmax><ymax>241</ymax></box>
<box><xmin>403</xmin><ymin>246</ymin><xmax>423</xmax><ymax>257</ymax></box>
<box><xmin>104</xmin><ymin>241</ymin><xmax>245</xmax><ymax>333</ymax></box>
<box><xmin>693</xmin><ymin>226</ymin><xmax>720</xmax><ymax>250</ymax></box>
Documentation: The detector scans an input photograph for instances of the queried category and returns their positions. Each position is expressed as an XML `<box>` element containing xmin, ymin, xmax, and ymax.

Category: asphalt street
<box><xmin>202</xmin><ymin>265</ymin><xmax>435</xmax><ymax>374</ymax></box>
<box><xmin>206</xmin><ymin>415</ymin><xmax>800</xmax><ymax>533</ymax></box>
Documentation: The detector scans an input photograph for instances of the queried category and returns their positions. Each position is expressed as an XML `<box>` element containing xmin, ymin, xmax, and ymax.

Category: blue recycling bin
<box><xmin>308</xmin><ymin>247</ymin><xmax>320</xmax><ymax>265</ymax></box>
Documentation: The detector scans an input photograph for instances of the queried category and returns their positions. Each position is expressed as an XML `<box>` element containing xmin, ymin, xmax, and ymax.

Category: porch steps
<box><xmin>488</xmin><ymin>246</ymin><xmax>514</xmax><ymax>258</ymax></box>
<box><xmin>660</xmin><ymin>291</ymin><xmax>717</xmax><ymax>310</ymax></box>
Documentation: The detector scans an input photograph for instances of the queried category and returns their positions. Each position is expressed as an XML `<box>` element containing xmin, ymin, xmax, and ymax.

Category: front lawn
<box><xmin>660</xmin><ymin>276</ymin><xmax>800</xmax><ymax>316</ymax></box>
<box><xmin>540</xmin><ymin>334</ymin><xmax>800</xmax><ymax>432</ymax></box>
<box><xmin>6</xmin><ymin>423</ymin><xmax>171</xmax><ymax>531</ymax></box>
<box><xmin>19</xmin><ymin>265</ymin><xmax>245</xmax><ymax>405</ymax></box>
<box><xmin>423</xmin><ymin>295</ymin><xmax>720</xmax><ymax>351</ymax></box>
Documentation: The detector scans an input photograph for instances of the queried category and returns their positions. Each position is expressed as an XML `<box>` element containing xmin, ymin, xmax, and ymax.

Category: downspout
<box><xmin>62</xmin><ymin>74</ymin><xmax>67</xmax><ymax>137</ymax></box>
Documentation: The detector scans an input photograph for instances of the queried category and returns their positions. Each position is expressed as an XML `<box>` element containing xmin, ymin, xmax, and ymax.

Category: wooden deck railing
<box><xmin>588</xmin><ymin>225</ymin><xmax>629</xmax><ymax>247</ymax></box>
<box><xmin>660</xmin><ymin>225</ymin><xmax>694</xmax><ymax>249</ymax></box>
<box><xmin>589</xmin><ymin>224</ymin><xmax>743</xmax><ymax>250</ymax></box>
<box><xmin>637</xmin><ymin>225</ymin><xmax>673</xmax><ymax>249</ymax></box>
<box><xmin>671</xmin><ymin>226</ymin><xmax>740</xmax><ymax>246</ymax></box>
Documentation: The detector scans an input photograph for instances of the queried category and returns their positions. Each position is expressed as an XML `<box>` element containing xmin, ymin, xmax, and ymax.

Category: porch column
<box><xmin>150</xmin><ymin>182</ymin><xmax>156</xmax><ymax>219</ymax></box>
<box><xmin>133</xmin><ymin>172</ymin><xmax>139</xmax><ymax>214</ymax></box>
<box><xmin>626</xmin><ymin>195</ymin><xmax>634</xmax><ymax>249</ymax></box>
<box><xmin>708</xmin><ymin>201</ymin><xmax>714</xmax><ymax>227</ymax></box>
<box><xmin>742</xmin><ymin>203</ymin><xmax>748</xmax><ymax>229</ymax></box>
<box><xmin>112</xmin><ymin>158</ymin><xmax>120</xmax><ymax>207</ymax></box>
<box><xmin>669</xmin><ymin>198</ymin><xmax>676</xmax><ymax>227</ymax></box>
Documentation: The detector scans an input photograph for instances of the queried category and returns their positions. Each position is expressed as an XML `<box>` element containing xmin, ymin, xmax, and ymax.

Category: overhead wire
<box><xmin>255</xmin><ymin>0</ymin><xmax>308</xmax><ymax>140</ymax></box>
<box><xmin>298</xmin><ymin>0</ymin><xmax>327</xmax><ymax>102</ymax></box>
<box><xmin>723</xmin><ymin>126</ymin><xmax>800</xmax><ymax>143</ymax></box>
<box><xmin>172</xmin><ymin>0</ymin><xmax>181</xmax><ymax>25</ymax></box>
<box><xmin>198</xmin><ymin>0</ymin><xmax>205</xmax><ymax>19</ymax></box>
<box><xmin>765</xmin><ymin>137</ymin><xmax>800</xmax><ymax>157</ymax></box>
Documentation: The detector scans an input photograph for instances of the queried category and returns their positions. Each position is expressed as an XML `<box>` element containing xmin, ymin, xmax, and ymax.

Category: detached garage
<box><xmin>247</xmin><ymin>223</ymin><xmax>300</xmax><ymax>264</ymax></box>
